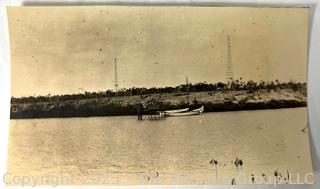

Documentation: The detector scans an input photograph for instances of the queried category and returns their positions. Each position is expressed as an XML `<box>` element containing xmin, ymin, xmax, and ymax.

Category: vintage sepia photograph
<box><xmin>6</xmin><ymin>6</ymin><xmax>313</xmax><ymax>185</ymax></box>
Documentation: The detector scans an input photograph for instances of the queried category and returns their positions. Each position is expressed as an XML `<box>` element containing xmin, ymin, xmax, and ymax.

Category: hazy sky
<box><xmin>8</xmin><ymin>6</ymin><xmax>308</xmax><ymax>97</ymax></box>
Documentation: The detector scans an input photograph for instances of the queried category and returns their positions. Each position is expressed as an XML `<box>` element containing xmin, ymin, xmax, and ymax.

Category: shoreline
<box><xmin>10</xmin><ymin>106</ymin><xmax>307</xmax><ymax>120</ymax></box>
<box><xmin>10</xmin><ymin>89</ymin><xmax>306</xmax><ymax>119</ymax></box>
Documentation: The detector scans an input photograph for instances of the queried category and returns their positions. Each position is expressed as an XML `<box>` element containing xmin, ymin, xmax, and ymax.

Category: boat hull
<box><xmin>166</xmin><ymin>111</ymin><xmax>201</xmax><ymax>117</ymax></box>
<box><xmin>164</xmin><ymin>108</ymin><xmax>189</xmax><ymax>114</ymax></box>
<box><xmin>164</xmin><ymin>106</ymin><xmax>204</xmax><ymax>117</ymax></box>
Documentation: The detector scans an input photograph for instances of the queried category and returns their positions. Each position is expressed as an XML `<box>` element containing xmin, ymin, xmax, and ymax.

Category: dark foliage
<box><xmin>11</xmin><ymin>80</ymin><xmax>306</xmax><ymax>104</ymax></box>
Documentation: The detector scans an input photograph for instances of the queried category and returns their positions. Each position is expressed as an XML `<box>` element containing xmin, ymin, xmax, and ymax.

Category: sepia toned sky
<box><xmin>7</xmin><ymin>6</ymin><xmax>308</xmax><ymax>97</ymax></box>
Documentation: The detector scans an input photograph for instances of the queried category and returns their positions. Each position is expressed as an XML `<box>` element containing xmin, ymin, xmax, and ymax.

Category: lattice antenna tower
<box><xmin>114</xmin><ymin>58</ymin><xmax>119</xmax><ymax>92</ymax></box>
<box><xmin>226</xmin><ymin>36</ymin><xmax>234</xmax><ymax>83</ymax></box>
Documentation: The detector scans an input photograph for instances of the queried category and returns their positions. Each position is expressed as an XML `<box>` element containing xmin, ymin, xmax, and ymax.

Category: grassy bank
<box><xmin>11</xmin><ymin>88</ymin><xmax>306</xmax><ymax>119</ymax></box>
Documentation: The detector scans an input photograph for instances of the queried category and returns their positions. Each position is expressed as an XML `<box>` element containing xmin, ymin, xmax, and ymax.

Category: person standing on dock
<box><xmin>231</xmin><ymin>178</ymin><xmax>236</xmax><ymax>185</ymax></box>
<box><xmin>137</xmin><ymin>103</ymin><xmax>143</xmax><ymax>120</ymax></box>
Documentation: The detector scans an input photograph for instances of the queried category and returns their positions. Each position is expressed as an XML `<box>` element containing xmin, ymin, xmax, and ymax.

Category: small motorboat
<box><xmin>165</xmin><ymin>111</ymin><xmax>201</xmax><ymax>117</ymax></box>
<box><xmin>165</xmin><ymin>106</ymin><xmax>204</xmax><ymax>117</ymax></box>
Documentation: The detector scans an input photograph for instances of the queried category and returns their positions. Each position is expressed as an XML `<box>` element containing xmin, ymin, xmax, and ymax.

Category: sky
<box><xmin>7</xmin><ymin>6</ymin><xmax>309</xmax><ymax>97</ymax></box>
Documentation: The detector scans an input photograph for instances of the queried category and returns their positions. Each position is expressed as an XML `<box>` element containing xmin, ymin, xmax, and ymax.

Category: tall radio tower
<box><xmin>226</xmin><ymin>36</ymin><xmax>234</xmax><ymax>83</ymax></box>
<box><xmin>114</xmin><ymin>58</ymin><xmax>119</xmax><ymax>92</ymax></box>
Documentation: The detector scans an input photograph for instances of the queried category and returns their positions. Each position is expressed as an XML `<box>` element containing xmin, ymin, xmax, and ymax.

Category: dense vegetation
<box><xmin>12</xmin><ymin>79</ymin><xmax>306</xmax><ymax>104</ymax></box>
<box><xmin>10</xmin><ymin>79</ymin><xmax>307</xmax><ymax>119</ymax></box>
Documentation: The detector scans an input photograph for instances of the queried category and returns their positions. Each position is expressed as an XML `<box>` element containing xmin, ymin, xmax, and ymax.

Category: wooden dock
<box><xmin>137</xmin><ymin>104</ymin><xmax>166</xmax><ymax>120</ymax></box>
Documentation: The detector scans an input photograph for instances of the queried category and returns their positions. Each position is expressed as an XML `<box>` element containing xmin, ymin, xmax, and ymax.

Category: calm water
<box><xmin>8</xmin><ymin>108</ymin><xmax>313</xmax><ymax>185</ymax></box>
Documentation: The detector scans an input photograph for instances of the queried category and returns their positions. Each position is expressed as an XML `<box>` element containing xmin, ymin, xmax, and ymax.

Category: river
<box><xmin>7</xmin><ymin>107</ymin><xmax>313</xmax><ymax>185</ymax></box>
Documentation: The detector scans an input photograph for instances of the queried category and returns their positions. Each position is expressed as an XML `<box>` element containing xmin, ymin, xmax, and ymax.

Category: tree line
<box><xmin>11</xmin><ymin>79</ymin><xmax>306</xmax><ymax>104</ymax></box>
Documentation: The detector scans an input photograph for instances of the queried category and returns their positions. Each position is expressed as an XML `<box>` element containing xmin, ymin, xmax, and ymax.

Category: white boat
<box><xmin>166</xmin><ymin>106</ymin><xmax>204</xmax><ymax>117</ymax></box>
<box><xmin>166</xmin><ymin>111</ymin><xmax>201</xmax><ymax>117</ymax></box>
<box><xmin>164</xmin><ymin>108</ymin><xmax>189</xmax><ymax>114</ymax></box>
